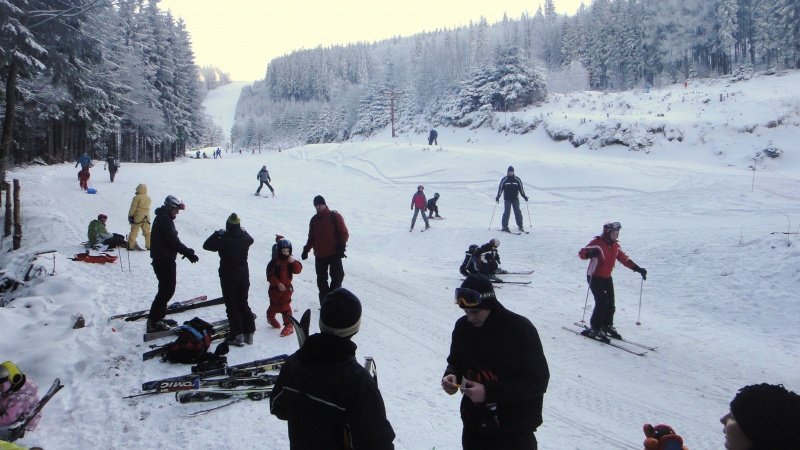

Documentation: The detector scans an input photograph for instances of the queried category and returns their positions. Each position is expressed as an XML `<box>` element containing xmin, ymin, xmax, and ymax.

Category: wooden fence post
<box><xmin>3</xmin><ymin>182</ymin><xmax>10</xmax><ymax>237</ymax></box>
<box><xmin>13</xmin><ymin>179</ymin><xmax>21</xmax><ymax>249</ymax></box>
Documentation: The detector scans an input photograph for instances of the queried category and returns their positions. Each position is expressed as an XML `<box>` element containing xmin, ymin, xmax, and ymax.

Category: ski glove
<box><xmin>635</xmin><ymin>267</ymin><xmax>647</xmax><ymax>280</ymax></box>
<box><xmin>495</xmin><ymin>197</ymin><xmax>500</xmax><ymax>203</ymax></box>
<box><xmin>523</xmin><ymin>196</ymin><xmax>529</xmax><ymax>201</ymax></box>
<box><xmin>301</xmin><ymin>250</ymin><xmax>309</xmax><ymax>260</ymax></box>
<box><xmin>643</xmin><ymin>423</ymin><xmax>687</xmax><ymax>450</ymax></box>
<box><xmin>128</xmin><ymin>216</ymin><xmax>134</xmax><ymax>224</ymax></box>
<box><xmin>185</xmin><ymin>250</ymin><xmax>199</xmax><ymax>264</ymax></box>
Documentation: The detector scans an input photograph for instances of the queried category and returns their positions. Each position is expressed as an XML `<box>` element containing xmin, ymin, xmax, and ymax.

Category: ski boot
<box><xmin>581</xmin><ymin>328</ymin><xmax>610</xmax><ymax>343</ymax></box>
<box><xmin>501</xmin><ymin>227</ymin><xmax>511</xmax><ymax>232</ymax></box>
<box><xmin>280</xmin><ymin>323</ymin><xmax>294</xmax><ymax>337</ymax></box>
<box><xmin>244</xmin><ymin>333</ymin><xmax>254</xmax><ymax>345</ymax></box>
<box><xmin>225</xmin><ymin>334</ymin><xmax>245</xmax><ymax>347</ymax></box>
<box><xmin>146</xmin><ymin>320</ymin><xmax>171</xmax><ymax>333</ymax></box>
<box><xmin>267</xmin><ymin>313</ymin><xmax>281</xmax><ymax>329</ymax></box>
<box><xmin>604</xmin><ymin>326</ymin><xmax>622</xmax><ymax>340</ymax></box>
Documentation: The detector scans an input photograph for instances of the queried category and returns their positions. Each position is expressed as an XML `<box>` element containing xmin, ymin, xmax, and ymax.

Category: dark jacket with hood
<box><xmin>270</xmin><ymin>333</ymin><xmax>395</xmax><ymax>450</ymax></box>
<box><xmin>444</xmin><ymin>301</ymin><xmax>549</xmax><ymax>436</ymax></box>
<box><xmin>150</xmin><ymin>206</ymin><xmax>192</xmax><ymax>261</ymax></box>
<box><xmin>202</xmin><ymin>222</ymin><xmax>254</xmax><ymax>281</ymax></box>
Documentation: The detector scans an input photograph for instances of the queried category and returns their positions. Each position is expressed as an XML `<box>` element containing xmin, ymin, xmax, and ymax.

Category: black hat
<box><xmin>730</xmin><ymin>383</ymin><xmax>800</xmax><ymax>449</ymax></box>
<box><xmin>313</xmin><ymin>195</ymin><xmax>326</xmax><ymax>206</ymax></box>
<box><xmin>507</xmin><ymin>166</ymin><xmax>514</xmax><ymax>172</ymax></box>
<box><xmin>458</xmin><ymin>275</ymin><xmax>497</xmax><ymax>310</ymax></box>
<box><xmin>319</xmin><ymin>288</ymin><xmax>362</xmax><ymax>338</ymax></box>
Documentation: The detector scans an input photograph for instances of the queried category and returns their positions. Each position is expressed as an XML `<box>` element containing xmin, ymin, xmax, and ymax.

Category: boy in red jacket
<box><xmin>267</xmin><ymin>235</ymin><xmax>303</xmax><ymax>337</ymax></box>
<box><xmin>410</xmin><ymin>185</ymin><xmax>430</xmax><ymax>231</ymax></box>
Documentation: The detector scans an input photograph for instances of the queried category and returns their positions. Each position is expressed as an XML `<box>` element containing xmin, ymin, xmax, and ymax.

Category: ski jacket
<box><xmin>578</xmin><ymin>235</ymin><xmax>639</xmax><ymax>279</ymax></box>
<box><xmin>429</xmin><ymin>129</ymin><xmax>438</xmax><ymax>140</ymax></box>
<box><xmin>444</xmin><ymin>301</ymin><xmax>549</xmax><ymax>436</ymax></box>
<box><xmin>270</xmin><ymin>333</ymin><xmax>395</xmax><ymax>450</ymax></box>
<box><xmin>87</xmin><ymin>219</ymin><xmax>113</xmax><ymax>246</ymax></box>
<box><xmin>411</xmin><ymin>191</ymin><xmax>427</xmax><ymax>209</ymax></box>
<box><xmin>257</xmin><ymin>168</ymin><xmax>271</xmax><ymax>182</ymax></box>
<box><xmin>202</xmin><ymin>223</ymin><xmax>254</xmax><ymax>280</ymax></box>
<box><xmin>496</xmin><ymin>175</ymin><xmax>527</xmax><ymax>201</ymax></box>
<box><xmin>104</xmin><ymin>156</ymin><xmax>118</xmax><ymax>172</ymax></box>
<box><xmin>460</xmin><ymin>252</ymin><xmax>478</xmax><ymax>276</ymax></box>
<box><xmin>75</xmin><ymin>154</ymin><xmax>92</xmax><ymax>169</ymax></box>
<box><xmin>302</xmin><ymin>208</ymin><xmax>349</xmax><ymax>259</ymax></box>
<box><xmin>267</xmin><ymin>257</ymin><xmax>302</xmax><ymax>290</ymax></box>
<box><xmin>426</xmin><ymin>196</ymin><xmax>439</xmax><ymax>210</ymax></box>
<box><xmin>128</xmin><ymin>184</ymin><xmax>151</xmax><ymax>224</ymax></box>
<box><xmin>150</xmin><ymin>206</ymin><xmax>192</xmax><ymax>262</ymax></box>
<box><xmin>0</xmin><ymin>378</ymin><xmax>40</xmax><ymax>430</ymax></box>
<box><xmin>476</xmin><ymin>242</ymin><xmax>500</xmax><ymax>267</ymax></box>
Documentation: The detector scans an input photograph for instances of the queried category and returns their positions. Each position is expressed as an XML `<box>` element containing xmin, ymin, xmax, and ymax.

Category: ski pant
<box><xmin>411</xmin><ymin>207</ymin><xmax>429</xmax><ymax>229</ymax></box>
<box><xmin>102</xmin><ymin>233</ymin><xmax>127</xmax><ymax>248</ymax></box>
<box><xmin>314</xmin><ymin>255</ymin><xmax>344</xmax><ymax>303</ymax></box>
<box><xmin>220</xmin><ymin>275</ymin><xmax>255</xmax><ymax>337</ymax></box>
<box><xmin>588</xmin><ymin>275</ymin><xmax>615</xmax><ymax>330</ymax></box>
<box><xmin>148</xmin><ymin>259</ymin><xmax>176</xmax><ymax>323</ymax></box>
<box><xmin>128</xmin><ymin>220</ymin><xmax>151</xmax><ymax>250</ymax></box>
<box><xmin>428</xmin><ymin>205</ymin><xmax>440</xmax><ymax>218</ymax></box>
<box><xmin>462</xmin><ymin>428</ymin><xmax>537</xmax><ymax>450</ymax></box>
<box><xmin>256</xmin><ymin>180</ymin><xmax>274</xmax><ymax>195</ymax></box>
<box><xmin>501</xmin><ymin>197</ymin><xmax>523</xmax><ymax>229</ymax></box>
<box><xmin>109</xmin><ymin>169</ymin><xmax>117</xmax><ymax>182</ymax></box>
<box><xmin>267</xmin><ymin>287</ymin><xmax>293</xmax><ymax>325</ymax></box>
<box><xmin>428</xmin><ymin>136</ymin><xmax>437</xmax><ymax>145</ymax></box>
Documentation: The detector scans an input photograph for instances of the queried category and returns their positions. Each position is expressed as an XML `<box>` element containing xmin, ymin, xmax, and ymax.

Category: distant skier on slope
<box><xmin>255</xmin><ymin>165</ymin><xmax>274</xmax><ymax>196</ymax></box>
<box><xmin>428</xmin><ymin>129</ymin><xmax>438</xmax><ymax>145</ymax></box>
<box><xmin>495</xmin><ymin>166</ymin><xmax>529</xmax><ymax>233</ymax></box>
<box><xmin>409</xmin><ymin>185</ymin><xmax>430</xmax><ymax>232</ymax></box>
<box><xmin>578</xmin><ymin>222</ymin><xmax>647</xmax><ymax>341</ymax></box>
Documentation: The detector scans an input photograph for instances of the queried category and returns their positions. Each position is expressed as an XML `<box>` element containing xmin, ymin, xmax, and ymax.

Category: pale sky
<box><xmin>159</xmin><ymin>0</ymin><xmax>587</xmax><ymax>81</ymax></box>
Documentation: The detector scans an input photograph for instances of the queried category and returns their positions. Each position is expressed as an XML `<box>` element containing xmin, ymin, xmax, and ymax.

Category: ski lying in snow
<box><xmin>110</xmin><ymin>295</ymin><xmax>224</xmax><ymax>322</ymax></box>
<box><xmin>497</xmin><ymin>269</ymin><xmax>535</xmax><ymax>275</ymax></box>
<box><xmin>430</xmin><ymin>216</ymin><xmax>445</xmax><ymax>220</ymax></box>
<box><xmin>460</xmin><ymin>278</ymin><xmax>531</xmax><ymax>285</ymax></box>
<box><xmin>143</xmin><ymin>326</ymin><xmax>231</xmax><ymax>361</ymax></box>
<box><xmin>126</xmin><ymin>375</ymin><xmax>278</xmax><ymax>398</ymax></box>
<box><xmin>142</xmin><ymin>354</ymin><xmax>287</xmax><ymax>391</ymax></box>
<box><xmin>562</xmin><ymin>326</ymin><xmax>646</xmax><ymax>356</ymax></box>
<box><xmin>143</xmin><ymin>318</ymin><xmax>230</xmax><ymax>342</ymax></box>
<box><xmin>572</xmin><ymin>322</ymin><xmax>657</xmax><ymax>351</ymax></box>
<box><xmin>6</xmin><ymin>378</ymin><xmax>64</xmax><ymax>441</ymax></box>
<box><xmin>176</xmin><ymin>386</ymin><xmax>273</xmax><ymax>403</ymax></box>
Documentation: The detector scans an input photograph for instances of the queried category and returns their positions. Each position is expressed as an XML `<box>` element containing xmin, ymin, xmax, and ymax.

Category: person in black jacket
<box><xmin>427</xmin><ymin>192</ymin><xmax>441</xmax><ymax>218</ymax></box>
<box><xmin>442</xmin><ymin>274</ymin><xmax>549</xmax><ymax>450</ymax></box>
<box><xmin>270</xmin><ymin>288</ymin><xmax>395</xmax><ymax>450</ymax></box>
<box><xmin>202</xmin><ymin>213</ymin><xmax>255</xmax><ymax>346</ymax></box>
<box><xmin>146</xmin><ymin>195</ymin><xmax>198</xmax><ymax>333</ymax></box>
<box><xmin>475</xmin><ymin>239</ymin><xmax>502</xmax><ymax>281</ymax></box>
<box><xmin>495</xmin><ymin>166</ymin><xmax>529</xmax><ymax>232</ymax></box>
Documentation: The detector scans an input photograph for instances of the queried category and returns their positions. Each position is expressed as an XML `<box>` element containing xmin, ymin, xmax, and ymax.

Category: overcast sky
<box><xmin>158</xmin><ymin>0</ymin><xmax>587</xmax><ymax>81</ymax></box>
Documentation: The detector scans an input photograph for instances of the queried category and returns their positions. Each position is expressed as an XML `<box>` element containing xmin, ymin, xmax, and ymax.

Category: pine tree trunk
<box><xmin>0</xmin><ymin>61</ymin><xmax>19</xmax><ymax>184</ymax></box>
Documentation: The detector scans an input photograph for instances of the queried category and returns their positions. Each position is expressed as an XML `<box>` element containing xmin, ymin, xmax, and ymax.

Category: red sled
<box><xmin>70</xmin><ymin>252</ymin><xmax>118</xmax><ymax>264</ymax></box>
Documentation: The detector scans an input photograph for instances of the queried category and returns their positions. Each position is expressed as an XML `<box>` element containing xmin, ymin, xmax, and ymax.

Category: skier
<box><xmin>475</xmin><ymin>239</ymin><xmax>502</xmax><ymax>281</ymax></box>
<box><xmin>427</xmin><ymin>192</ymin><xmax>442</xmax><ymax>219</ymax></box>
<box><xmin>301</xmin><ymin>195</ymin><xmax>349</xmax><ymax>303</ymax></box>
<box><xmin>270</xmin><ymin>288</ymin><xmax>396</xmax><ymax>449</ymax></box>
<box><xmin>720</xmin><ymin>383</ymin><xmax>800</xmax><ymax>450</ymax></box>
<box><xmin>74</xmin><ymin>152</ymin><xmax>92</xmax><ymax>170</ymax></box>
<box><xmin>442</xmin><ymin>275</ymin><xmax>549</xmax><ymax>450</ymax></box>
<box><xmin>202</xmin><ymin>213</ymin><xmax>255</xmax><ymax>347</ymax></box>
<box><xmin>0</xmin><ymin>361</ymin><xmax>40</xmax><ymax>441</ymax></box>
<box><xmin>145</xmin><ymin>195</ymin><xmax>199</xmax><ymax>333</ymax></box>
<box><xmin>127</xmin><ymin>183</ymin><xmax>151</xmax><ymax>251</ymax></box>
<box><xmin>495</xmin><ymin>166</ymin><xmax>529</xmax><ymax>233</ymax></box>
<box><xmin>459</xmin><ymin>244</ymin><xmax>479</xmax><ymax>277</ymax></box>
<box><xmin>409</xmin><ymin>185</ymin><xmax>430</xmax><ymax>231</ymax></box>
<box><xmin>266</xmin><ymin>235</ymin><xmax>302</xmax><ymax>337</ymax></box>
<box><xmin>578</xmin><ymin>222</ymin><xmax>647</xmax><ymax>340</ymax></box>
<box><xmin>87</xmin><ymin>214</ymin><xmax>126</xmax><ymax>249</ymax></box>
<box><xmin>255</xmin><ymin>165</ymin><xmax>274</xmax><ymax>196</ymax></box>
<box><xmin>103</xmin><ymin>154</ymin><xmax>119</xmax><ymax>182</ymax></box>
<box><xmin>428</xmin><ymin>129</ymin><xmax>438</xmax><ymax>145</ymax></box>
<box><xmin>77</xmin><ymin>167</ymin><xmax>90</xmax><ymax>191</ymax></box>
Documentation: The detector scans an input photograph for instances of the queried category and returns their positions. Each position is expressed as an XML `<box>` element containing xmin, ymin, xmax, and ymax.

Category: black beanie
<box><xmin>507</xmin><ymin>166</ymin><xmax>514</xmax><ymax>172</ymax></box>
<box><xmin>730</xmin><ymin>383</ymin><xmax>800</xmax><ymax>449</ymax></box>
<box><xmin>459</xmin><ymin>274</ymin><xmax>496</xmax><ymax>310</ymax></box>
<box><xmin>313</xmin><ymin>195</ymin><xmax>326</xmax><ymax>206</ymax></box>
<box><xmin>319</xmin><ymin>288</ymin><xmax>362</xmax><ymax>338</ymax></box>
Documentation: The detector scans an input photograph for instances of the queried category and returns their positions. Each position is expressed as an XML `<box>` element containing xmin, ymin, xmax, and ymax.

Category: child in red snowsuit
<box><xmin>266</xmin><ymin>235</ymin><xmax>302</xmax><ymax>337</ymax></box>
<box><xmin>78</xmin><ymin>167</ymin><xmax>91</xmax><ymax>190</ymax></box>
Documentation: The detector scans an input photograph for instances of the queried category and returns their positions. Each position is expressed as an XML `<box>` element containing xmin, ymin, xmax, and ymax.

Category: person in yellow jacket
<box><xmin>127</xmin><ymin>183</ymin><xmax>152</xmax><ymax>251</ymax></box>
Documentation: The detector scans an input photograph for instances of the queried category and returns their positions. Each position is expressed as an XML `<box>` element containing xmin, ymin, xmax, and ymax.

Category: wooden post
<box><xmin>3</xmin><ymin>182</ymin><xmax>10</xmax><ymax>237</ymax></box>
<box><xmin>12</xmin><ymin>179</ymin><xmax>21</xmax><ymax>249</ymax></box>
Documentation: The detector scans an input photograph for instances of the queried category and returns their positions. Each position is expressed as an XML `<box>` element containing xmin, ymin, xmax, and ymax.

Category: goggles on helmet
<box><xmin>454</xmin><ymin>287</ymin><xmax>495</xmax><ymax>308</ymax></box>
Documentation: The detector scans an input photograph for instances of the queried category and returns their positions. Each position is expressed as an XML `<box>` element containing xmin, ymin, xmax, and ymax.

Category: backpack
<box><xmin>163</xmin><ymin>317</ymin><xmax>214</xmax><ymax>364</ymax></box>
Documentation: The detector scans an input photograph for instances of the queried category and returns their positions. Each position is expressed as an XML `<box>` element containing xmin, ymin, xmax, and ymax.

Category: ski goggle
<box><xmin>454</xmin><ymin>287</ymin><xmax>494</xmax><ymax>308</ymax></box>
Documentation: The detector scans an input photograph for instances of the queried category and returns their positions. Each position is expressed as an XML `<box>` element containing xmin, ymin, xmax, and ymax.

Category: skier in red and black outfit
<box><xmin>301</xmin><ymin>195</ymin><xmax>349</xmax><ymax>303</ymax></box>
<box><xmin>410</xmin><ymin>185</ymin><xmax>430</xmax><ymax>231</ymax></box>
<box><xmin>266</xmin><ymin>235</ymin><xmax>302</xmax><ymax>337</ymax></box>
<box><xmin>578</xmin><ymin>222</ymin><xmax>647</xmax><ymax>340</ymax></box>
<box><xmin>442</xmin><ymin>275</ymin><xmax>550</xmax><ymax>450</ymax></box>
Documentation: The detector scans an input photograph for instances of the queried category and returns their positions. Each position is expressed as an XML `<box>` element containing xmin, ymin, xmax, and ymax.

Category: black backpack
<box><xmin>163</xmin><ymin>317</ymin><xmax>214</xmax><ymax>364</ymax></box>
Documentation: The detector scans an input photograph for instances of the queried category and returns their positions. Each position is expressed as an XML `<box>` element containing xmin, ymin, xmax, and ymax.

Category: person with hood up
<box><xmin>266</xmin><ymin>235</ymin><xmax>302</xmax><ymax>337</ymax></box>
<box><xmin>410</xmin><ymin>185</ymin><xmax>430</xmax><ymax>232</ymax></box>
<box><xmin>127</xmin><ymin>183</ymin><xmax>152</xmax><ymax>251</ymax></box>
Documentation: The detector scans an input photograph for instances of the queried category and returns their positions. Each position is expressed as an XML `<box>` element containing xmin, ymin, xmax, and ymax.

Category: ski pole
<box><xmin>118</xmin><ymin>245</ymin><xmax>123</xmax><ymax>273</ymax></box>
<box><xmin>488</xmin><ymin>202</ymin><xmax>497</xmax><ymax>230</ymax></box>
<box><xmin>581</xmin><ymin>275</ymin><xmax>592</xmax><ymax>324</ymax></box>
<box><xmin>636</xmin><ymin>278</ymin><xmax>644</xmax><ymax>326</ymax></box>
<box><xmin>126</xmin><ymin>234</ymin><xmax>131</xmax><ymax>273</ymax></box>
<box><xmin>525</xmin><ymin>200</ymin><xmax>532</xmax><ymax>228</ymax></box>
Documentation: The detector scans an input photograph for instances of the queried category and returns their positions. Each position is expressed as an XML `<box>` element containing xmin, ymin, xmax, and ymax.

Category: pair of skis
<box><xmin>143</xmin><ymin>318</ymin><xmax>229</xmax><ymax>342</ymax></box>
<box><xmin>140</xmin><ymin>354</ymin><xmax>288</xmax><ymax>392</ymax></box>
<box><xmin>109</xmin><ymin>295</ymin><xmax>223</xmax><ymax>322</ymax></box>
<box><xmin>563</xmin><ymin>322</ymin><xmax>657</xmax><ymax>356</ymax></box>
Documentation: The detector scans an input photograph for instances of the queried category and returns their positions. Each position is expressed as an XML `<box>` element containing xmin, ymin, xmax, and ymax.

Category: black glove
<box><xmin>585</xmin><ymin>248</ymin><xmax>600</xmax><ymax>258</ymax></box>
<box><xmin>301</xmin><ymin>250</ymin><xmax>309</xmax><ymax>260</ymax></box>
<box><xmin>635</xmin><ymin>267</ymin><xmax>647</xmax><ymax>280</ymax></box>
<box><xmin>185</xmin><ymin>249</ymin><xmax>199</xmax><ymax>264</ymax></box>
<box><xmin>128</xmin><ymin>216</ymin><xmax>134</xmax><ymax>224</ymax></box>
<box><xmin>495</xmin><ymin>197</ymin><xmax>500</xmax><ymax>203</ymax></box>
<box><xmin>523</xmin><ymin>196</ymin><xmax>529</xmax><ymax>201</ymax></box>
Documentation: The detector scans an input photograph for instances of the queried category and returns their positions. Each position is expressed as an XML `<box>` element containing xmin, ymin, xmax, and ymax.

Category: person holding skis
<box><xmin>578</xmin><ymin>222</ymin><xmax>647</xmax><ymax>340</ymax></box>
<box><xmin>0</xmin><ymin>361</ymin><xmax>40</xmax><ymax>441</ymax></box>
<box><xmin>495</xmin><ymin>166</ymin><xmax>529</xmax><ymax>233</ymax></box>
<box><xmin>428</xmin><ymin>129</ymin><xmax>438</xmax><ymax>145</ymax></box>
<box><xmin>475</xmin><ymin>239</ymin><xmax>502</xmax><ymax>281</ymax></box>
<box><xmin>103</xmin><ymin>154</ymin><xmax>119</xmax><ymax>182</ymax></box>
<box><xmin>301</xmin><ymin>195</ymin><xmax>349</xmax><ymax>303</ymax></box>
<box><xmin>270</xmin><ymin>288</ymin><xmax>396</xmax><ymax>449</ymax></box>
<box><xmin>127</xmin><ymin>183</ymin><xmax>151</xmax><ymax>251</ymax></box>
<box><xmin>442</xmin><ymin>275</ymin><xmax>550</xmax><ymax>450</ymax></box>
<box><xmin>146</xmin><ymin>195</ymin><xmax>199</xmax><ymax>333</ymax></box>
<box><xmin>459</xmin><ymin>244</ymin><xmax>479</xmax><ymax>277</ymax></box>
<box><xmin>255</xmin><ymin>165</ymin><xmax>274</xmax><ymax>196</ymax></box>
<box><xmin>427</xmin><ymin>192</ymin><xmax>442</xmax><ymax>219</ymax></box>
<box><xmin>266</xmin><ymin>235</ymin><xmax>302</xmax><ymax>337</ymax></box>
<box><xmin>410</xmin><ymin>185</ymin><xmax>430</xmax><ymax>231</ymax></box>
<box><xmin>87</xmin><ymin>214</ymin><xmax>126</xmax><ymax>249</ymax></box>
<box><xmin>719</xmin><ymin>383</ymin><xmax>800</xmax><ymax>450</ymax></box>
<box><xmin>202</xmin><ymin>213</ymin><xmax>255</xmax><ymax>347</ymax></box>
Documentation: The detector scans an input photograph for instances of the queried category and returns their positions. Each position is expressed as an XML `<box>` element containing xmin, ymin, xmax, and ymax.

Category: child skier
<box><xmin>410</xmin><ymin>185</ymin><xmax>430</xmax><ymax>231</ymax></box>
<box><xmin>427</xmin><ymin>192</ymin><xmax>441</xmax><ymax>219</ymax></box>
<box><xmin>266</xmin><ymin>235</ymin><xmax>303</xmax><ymax>337</ymax></box>
<box><xmin>459</xmin><ymin>244</ymin><xmax>479</xmax><ymax>276</ymax></box>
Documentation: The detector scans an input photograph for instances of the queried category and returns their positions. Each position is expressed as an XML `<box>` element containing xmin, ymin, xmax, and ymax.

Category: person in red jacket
<box><xmin>578</xmin><ymin>222</ymin><xmax>647</xmax><ymax>340</ymax></box>
<box><xmin>301</xmin><ymin>195</ymin><xmax>350</xmax><ymax>303</ymax></box>
<box><xmin>267</xmin><ymin>235</ymin><xmax>303</xmax><ymax>337</ymax></box>
<box><xmin>410</xmin><ymin>185</ymin><xmax>430</xmax><ymax>232</ymax></box>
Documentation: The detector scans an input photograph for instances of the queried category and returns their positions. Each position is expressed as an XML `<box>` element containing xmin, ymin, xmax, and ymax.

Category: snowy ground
<box><xmin>2</xmin><ymin>72</ymin><xmax>799</xmax><ymax>450</ymax></box>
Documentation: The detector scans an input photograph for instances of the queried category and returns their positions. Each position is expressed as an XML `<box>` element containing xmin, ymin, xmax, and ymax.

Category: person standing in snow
<box><xmin>255</xmin><ymin>165</ymin><xmax>274</xmax><ymax>196</ymax></box>
<box><xmin>87</xmin><ymin>214</ymin><xmax>126</xmax><ymax>248</ymax></box>
<box><xmin>266</xmin><ymin>235</ymin><xmax>302</xmax><ymax>337</ymax></box>
<box><xmin>75</xmin><ymin>152</ymin><xmax>92</xmax><ymax>170</ymax></box>
<box><xmin>495</xmin><ymin>166</ymin><xmax>529</xmax><ymax>233</ymax></box>
<box><xmin>146</xmin><ymin>195</ymin><xmax>199</xmax><ymax>333</ymax></box>
<box><xmin>577</xmin><ymin>222</ymin><xmax>647</xmax><ymax>340</ymax></box>
<box><xmin>127</xmin><ymin>183</ymin><xmax>151</xmax><ymax>251</ymax></box>
<box><xmin>77</xmin><ymin>167</ymin><xmax>91</xmax><ymax>191</ymax></box>
<box><xmin>103</xmin><ymin>154</ymin><xmax>119</xmax><ymax>182</ymax></box>
<box><xmin>270</xmin><ymin>288</ymin><xmax>396</xmax><ymax>449</ymax></box>
<box><xmin>428</xmin><ymin>129</ymin><xmax>438</xmax><ymax>145</ymax></box>
<box><xmin>442</xmin><ymin>275</ymin><xmax>549</xmax><ymax>450</ymax></box>
<box><xmin>410</xmin><ymin>185</ymin><xmax>430</xmax><ymax>232</ymax></box>
<box><xmin>475</xmin><ymin>239</ymin><xmax>502</xmax><ymax>281</ymax></box>
<box><xmin>202</xmin><ymin>213</ymin><xmax>255</xmax><ymax>347</ymax></box>
<box><xmin>0</xmin><ymin>361</ymin><xmax>40</xmax><ymax>441</ymax></box>
<box><xmin>427</xmin><ymin>192</ymin><xmax>442</xmax><ymax>219</ymax></box>
<box><xmin>301</xmin><ymin>195</ymin><xmax>349</xmax><ymax>303</ymax></box>
<box><xmin>719</xmin><ymin>383</ymin><xmax>800</xmax><ymax>450</ymax></box>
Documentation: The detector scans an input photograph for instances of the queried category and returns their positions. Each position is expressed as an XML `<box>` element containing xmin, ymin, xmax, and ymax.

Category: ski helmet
<box><xmin>0</xmin><ymin>361</ymin><xmax>25</xmax><ymax>392</ymax></box>
<box><xmin>603</xmin><ymin>222</ymin><xmax>622</xmax><ymax>232</ymax></box>
<box><xmin>417</xmin><ymin>185</ymin><xmax>424</xmax><ymax>191</ymax></box>
<box><xmin>276</xmin><ymin>239</ymin><xmax>292</xmax><ymax>255</ymax></box>
<box><xmin>434</xmin><ymin>192</ymin><xmax>440</xmax><ymax>198</ymax></box>
<box><xmin>164</xmin><ymin>195</ymin><xmax>185</xmax><ymax>210</ymax></box>
<box><xmin>468</xmin><ymin>244</ymin><xmax>479</xmax><ymax>253</ymax></box>
<box><xmin>491</xmin><ymin>238</ymin><xmax>500</xmax><ymax>247</ymax></box>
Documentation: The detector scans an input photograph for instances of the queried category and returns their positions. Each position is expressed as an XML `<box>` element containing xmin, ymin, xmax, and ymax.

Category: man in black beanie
<box><xmin>270</xmin><ymin>288</ymin><xmax>395</xmax><ymax>449</ymax></box>
<box><xmin>495</xmin><ymin>165</ymin><xmax>529</xmax><ymax>233</ymax></box>
<box><xmin>442</xmin><ymin>274</ymin><xmax>549</xmax><ymax>450</ymax></box>
<box><xmin>301</xmin><ymin>195</ymin><xmax>350</xmax><ymax>303</ymax></box>
<box><xmin>721</xmin><ymin>383</ymin><xmax>800</xmax><ymax>450</ymax></box>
